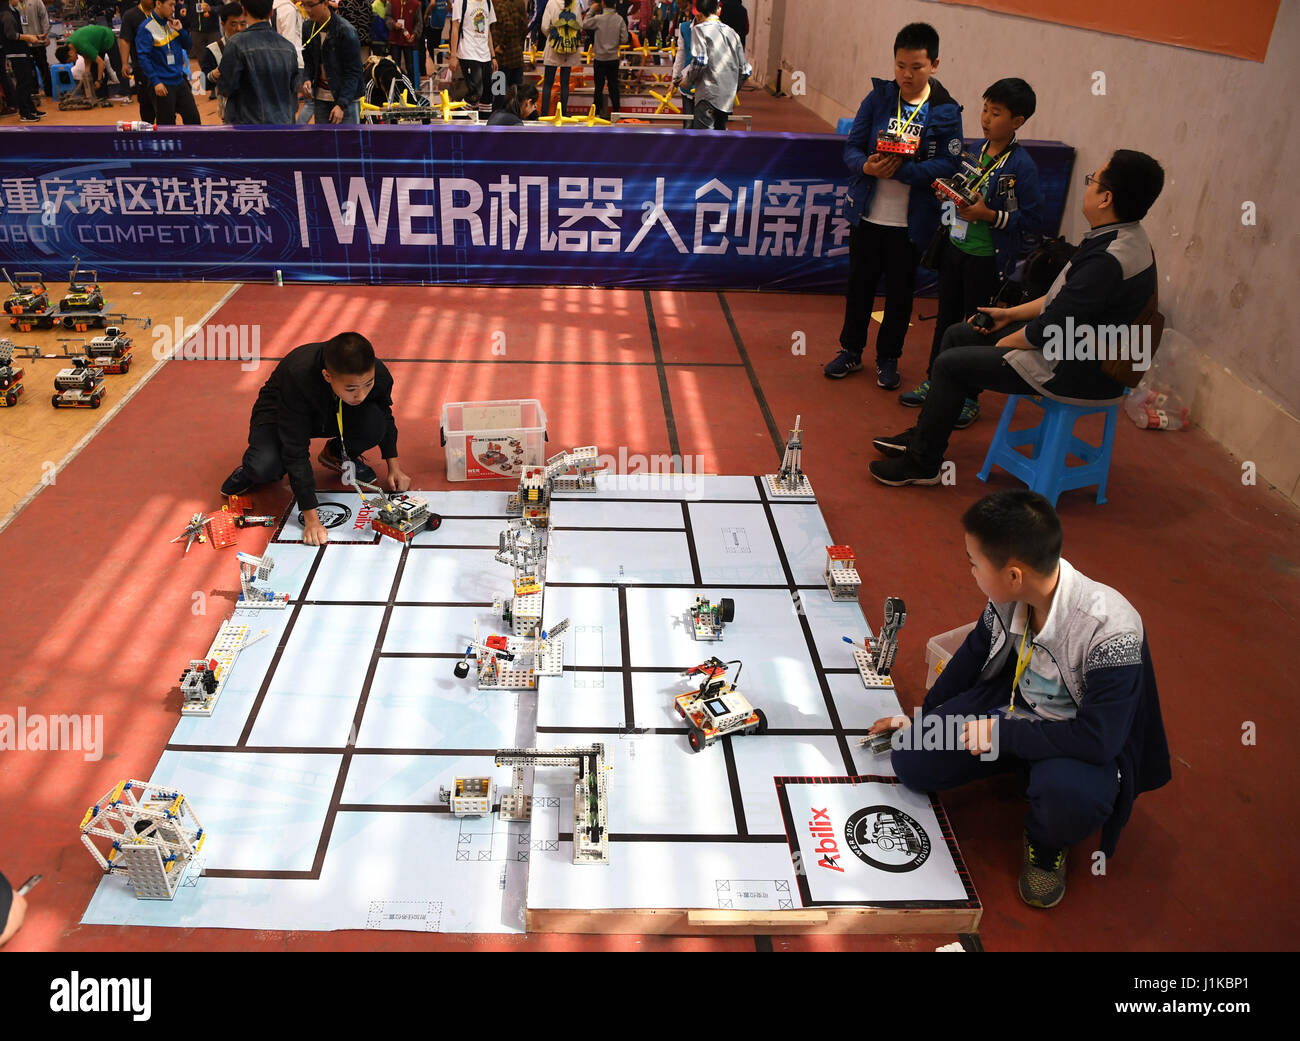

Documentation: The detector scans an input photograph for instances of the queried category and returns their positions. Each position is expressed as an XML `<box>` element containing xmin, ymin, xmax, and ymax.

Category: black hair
<box><xmin>894</xmin><ymin>22</ymin><xmax>939</xmax><ymax>61</ymax></box>
<box><xmin>502</xmin><ymin>81</ymin><xmax>539</xmax><ymax>116</ymax></box>
<box><xmin>219</xmin><ymin>1</ymin><xmax>244</xmax><ymax>22</ymax></box>
<box><xmin>323</xmin><ymin>332</ymin><xmax>376</xmax><ymax>376</ymax></box>
<box><xmin>983</xmin><ymin>77</ymin><xmax>1036</xmax><ymax>121</ymax></box>
<box><xmin>55</xmin><ymin>43</ymin><xmax>73</xmax><ymax>64</ymax></box>
<box><xmin>961</xmin><ymin>490</ymin><xmax>1062</xmax><ymax>576</ymax></box>
<box><xmin>696</xmin><ymin>0</ymin><xmax>719</xmax><ymax>15</ymax></box>
<box><xmin>1104</xmin><ymin>149</ymin><xmax>1165</xmax><ymax>222</ymax></box>
<box><xmin>241</xmin><ymin>0</ymin><xmax>273</xmax><ymax>19</ymax></box>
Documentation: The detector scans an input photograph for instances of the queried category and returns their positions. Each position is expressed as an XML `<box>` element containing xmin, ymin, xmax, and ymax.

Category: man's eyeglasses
<box><xmin>1084</xmin><ymin>172</ymin><xmax>1111</xmax><ymax>192</ymax></box>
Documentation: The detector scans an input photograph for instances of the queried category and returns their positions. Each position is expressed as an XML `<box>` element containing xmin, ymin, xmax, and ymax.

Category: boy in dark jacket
<box><xmin>873</xmin><ymin>490</ymin><xmax>1170</xmax><ymax>908</ymax></box>
<box><xmin>826</xmin><ymin>22</ymin><xmax>963</xmax><ymax>391</ymax></box>
<box><xmin>900</xmin><ymin>77</ymin><xmax>1043</xmax><ymax>426</ymax></box>
<box><xmin>220</xmin><ymin>332</ymin><xmax>411</xmax><ymax>546</ymax></box>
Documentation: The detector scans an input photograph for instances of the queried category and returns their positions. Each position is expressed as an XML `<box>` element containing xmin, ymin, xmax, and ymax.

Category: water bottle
<box><xmin>116</xmin><ymin>121</ymin><xmax>155</xmax><ymax>131</ymax></box>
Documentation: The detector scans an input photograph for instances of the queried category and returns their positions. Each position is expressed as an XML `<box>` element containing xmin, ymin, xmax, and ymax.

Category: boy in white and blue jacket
<box><xmin>827</xmin><ymin>21</ymin><xmax>963</xmax><ymax>391</ymax></box>
<box><xmin>899</xmin><ymin>77</ymin><xmax>1043</xmax><ymax>424</ymax></box>
<box><xmin>873</xmin><ymin>491</ymin><xmax>1170</xmax><ymax>908</ymax></box>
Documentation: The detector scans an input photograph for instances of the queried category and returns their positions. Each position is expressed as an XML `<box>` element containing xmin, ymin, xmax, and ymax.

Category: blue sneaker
<box><xmin>899</xmin><ymin>379</ymin><xmax>930</xmax><ymax>407</ymax></box>
<box><xmin>824</xmin><ymin>350</ymin><xmax>864</xmax><ymax>379</ymax></box>
<box><xmin>876</xmin><ymin>359</ymin><xmax>901</xmax><ymax>391</ymax></box>
<box><xmin>954</xmin><ymin>398</ymin><xmax>981</xmax><ymax>429</ymax></box>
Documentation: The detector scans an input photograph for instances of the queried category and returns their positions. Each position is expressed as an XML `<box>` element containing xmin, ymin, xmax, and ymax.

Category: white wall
<box><xmin>752</xmin><ymin>0</ymin><xmax>1300</xmax><ymax>432</ymax></box>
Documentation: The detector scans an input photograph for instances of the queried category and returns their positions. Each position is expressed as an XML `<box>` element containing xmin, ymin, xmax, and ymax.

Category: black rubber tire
<box><xmin>51</xmin><ymin>395</ymin><xmax>61</xmax><ymax>408</ymax></box>
<box><xmin>90</xmin><ymin>396</ymin><xmax>101</xmax><ymax>409</ymax></box>
<box><xmin>119</xmin><ymin>360</ymin><xmax>130</xmax><ymax>374</ymax></box>
<box><xmin>720</xmin><ymin>597</ymin><xmax>735</xmax><ymax>623</ymax></box>
<box><xmin>752</xmin><ymin>708</ymin><xmax>768</xmax><ymax>734</ymax></box>
<box><xmin>688</xmin><ymin>728</ymin><xmax>704</xmax><ymax>752</ymax></box>
<box><xmin>453</xmin><ymin>660</ymin><xmax>470</xmax><ymax>679</ymax></box>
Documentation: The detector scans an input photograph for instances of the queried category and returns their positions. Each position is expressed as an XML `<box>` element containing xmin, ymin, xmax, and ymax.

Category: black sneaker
<box><xmin>20</xmin><ymin>112</ymin><xmax>43</xmax><ymax>122</ymax></box>
<box><xmin>868</xmin><ymin>455</ymin><xmax>942</xmax><ymax>487</ymax></box>
<box><xmin>319</xmin><ymin>438</ymin><xmax>378</xmax><ymax>484</ymax></box>
<box><xmin>872</xmin><ymin>429</ymin><xmax>914</xmax><ymax>457</ymax></box>
<box><xmin>221</xmin><ymin>466</ymin><xmax>254</xmax><ymax>497</ymax></box>
<box><xmin>875</xmin><ymin>358</ymin><xmax>901</xmax><ymax>391</ymax></box>
<box><xmin>1018</xmin><ymin>831</ymin><xmax>1067</xmax><ymax>908</ymax></box>
<box><xmin>823</xmin><ymin>349</ymin><xmax>864</xmax><ymax>379</ymax></box>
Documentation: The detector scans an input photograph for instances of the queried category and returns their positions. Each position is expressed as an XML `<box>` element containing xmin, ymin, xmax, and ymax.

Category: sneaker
<box><xmin>868</xmin><ymin>455</ymin><xmax>942</xmax><ymax>487</ymax></box>
<box><xmin>875</xmin><ymin>358</ymin><xmax>901</xmax><ymax>391</ymax></box>
<box><xmin>954</xmin><ymin>398</ymin><xmax>981</xmax><ymax>429</ymax></box>
<box><xmin>319</xmin><ymin>438</ymin><xmax>378</xmax><ymax>484</ymax></box>
<box><xmin>871</xmin><ymin>429</ymin><xmax>914</xmax><ymax>457</ymax></box>
<box><xmin>823</xmin><ymin>350</ymin><xmax>863</xmax><ymax>379</ymax></box>
<box><xmin>899</xmin><ymin>379</ymin><xmax>930</xmax><ymax>407</ymax></box>
<box><xmin>1018</xmin><ymin>831</ymin><xmax>1068</xmax><ymax>908</ymax></box>
<box><xmin>221</xmin><ymin>466</ymin><xmax>254</xmax><ymax>497</ymax></box>
<box><xmin>20</xmin><ymin>112</ymin><xmax>43</xmax><ymax>122</ymax></box>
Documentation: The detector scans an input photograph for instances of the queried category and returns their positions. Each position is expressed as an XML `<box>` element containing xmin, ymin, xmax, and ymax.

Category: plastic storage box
<box><xmin>924</xmin><ymin>622</ymin><xmax>976</xmax><ymax>690</ymax></box>
<box><xmin>440</xmin><ymin>399</ymin><xmax>547</xmax><ymax>481</ymax></box>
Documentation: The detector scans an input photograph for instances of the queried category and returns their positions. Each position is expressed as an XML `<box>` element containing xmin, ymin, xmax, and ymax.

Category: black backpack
<box><xmin>1017</xmin><ymin>235</ymin><xmax>1078</xmax><ymax>301</ymax></box>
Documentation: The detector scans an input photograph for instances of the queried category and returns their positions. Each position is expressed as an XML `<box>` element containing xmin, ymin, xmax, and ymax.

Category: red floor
<box><xmin>1</xmin><ymin>282</ymin><xmax>1296</xmax><ymax>952</ymax></box>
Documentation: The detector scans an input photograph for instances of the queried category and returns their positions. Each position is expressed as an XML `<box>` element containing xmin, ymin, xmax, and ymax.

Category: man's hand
<box><xmin>385</xmin><ymin>463</ymin><xmax>412</xmax><ymax>493</ymax></box>
<box><xmin>972</xmin><ymin>306</ymin><xmax>1015</xmax><ymax>334</ymax></box>
<box><xmin>302</xmin><ymin>509</ymin><xmax>329</xmax><ymax>546</ymax></box>
<box><xmin>209</xmin><ymin>68</ymin><xmax>220</xmax><ymax>81</ymax></box>
<box><xmin>154</xmin><ymin>83</ymin><xmax>169</xmax><ymax>96</ymax></box>
<box><xmin>863</xmin><ymin>153</ymin><xmax>901</xmax><ymax>179</ymax></box>
<box><xmin>956</xmin><ymin>192</ymin><xmax>995</xmax><ymax>224</ymax></box>
<box><xmin>300</xmin><ymin>80</ymin><xmax>313</xmax><ymax>98</ymax></box>
<box><xmin>867</xmin><ymin>714</ymin><xmax>911</xmax><ymax>735</ymax></box>
<box><xmin>959</xmin><ymin>717</ymin><xmax>996</xmax><ymax>756</ymax></box>
<box><xmin>330</xmin><ymin>104</ymin><xmax>344</xmax><ymax>123</ymax></box>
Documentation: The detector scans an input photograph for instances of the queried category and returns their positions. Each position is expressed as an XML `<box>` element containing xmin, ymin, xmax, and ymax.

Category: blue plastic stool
<box><xmin>51</xmin><ymin>63</ymin><xmax>76</xmax><ymax>100</ymax></box>
<box><xmin>835</xmin><ymin>116</ymin><xmax>854</xmax><ymax>135</ymax></box>
<box><xmin>977</xmin><ymin>394</ymin><xmax>1120</xmax><ymax>506</ymax></box>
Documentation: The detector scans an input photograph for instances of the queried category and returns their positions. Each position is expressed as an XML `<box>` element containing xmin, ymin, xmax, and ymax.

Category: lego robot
<box><xmin>689</xmin><ymin>594</ymin><xmax>735</xmax><ymax>641</ymax></box>
<box><xmin>0</xmin><ymin>341</ymin><xmax>23</xmax><ymax>407</ymax></box>
<box><xmin>51</xmin><ymin>358</ymin><xmax>106</xmax><ymax>409</ymax></box>
<box><xmin>439</xmin><ymin>777</ymin><xmax>497</xmax><ymax>817</ymax></box>
<box><xmin>845</xmin><ymin>596</ymin><xmax>907</xmax><ymax>689</ymax></box>
<box><xmin>494</xmin><ymin>745</ymin><xmax>610</xmax><ymax>864</ymax></box>
<box><xmin>59</xmin><ymin>258</ymin><xmax>105</xmax><ymax>314</ymax></box>
<box><xmin>3</xmin><ymin>270</ymin><xmax>51</xmax><ymax>329</ymax></box>
<box><xmin>932</xmin><ymin>156</ymin><xmax>987</xmax><ymax>209</ymax></box>
<box><xmin>824</xmin><ymin>546</ymin><xmax>861</xmax><ymax>602</ymax></box>
<box><xmin>764</xmin><ymin>415</ymin><xmax>813</xmax><ymax>497</ymax></box>
<box><xmin>676</xmin><ymin>657</ymin><xmax>766</xmax><ymax>752</ymax></box>
<box><xmin>78</xmin><ymin>327</ymin><xmax>134</xmax><ymax>374</ymax></box>
<box><xmin>80</xmin><ymin>780</ymin><xmax>206</xmax><ymax>900</ymax></box>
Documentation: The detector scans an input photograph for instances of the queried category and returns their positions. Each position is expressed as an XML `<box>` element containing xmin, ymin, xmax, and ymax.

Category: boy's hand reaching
<box><xmin>868</xmin><ymin>714</ymin><xmax>911</xmax><ymax>735</ymax></box>
<box><xmin>303</xmin><ymin>518</ymin><xmax>329</xmax><ymax>546</ymax></box>
<box><xmin>385</xmin><ymin>464</ymin><xmax>412</xmax><ymax>493</ymax></box>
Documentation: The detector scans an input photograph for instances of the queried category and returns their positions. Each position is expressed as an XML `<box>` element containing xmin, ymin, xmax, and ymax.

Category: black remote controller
<box><xmin>970</xmin><ymin>312</ymin><xmax>994</xmax><ymax>331</ymax></box>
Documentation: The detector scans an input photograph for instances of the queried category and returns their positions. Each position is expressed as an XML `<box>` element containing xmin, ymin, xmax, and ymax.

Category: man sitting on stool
<box><xmin>221</xmin><ymin>332</ymin><xmax>411</xmax><ymax>546</ymax></box>
<box><xmin>869</xmin><ymin>149</ymin><xmax>1165</xmax><ymax>488</ymax></box>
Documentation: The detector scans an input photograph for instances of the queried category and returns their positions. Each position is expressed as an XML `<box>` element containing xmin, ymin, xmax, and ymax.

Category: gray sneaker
<box><xmin>1018</xmin><ymin>831</ymin><xmax>1067</xmax><ymax>908</ymax></box>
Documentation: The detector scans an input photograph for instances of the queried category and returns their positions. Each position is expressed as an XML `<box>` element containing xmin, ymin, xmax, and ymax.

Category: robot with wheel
<box><xmin>689</xmin><ymin>594</ymin><xmax>734</xmax><ymax>640</ymax></box>
<box><xmin>0</xmin><ymin>341</ymin><xmax>23</xmax><ymax>407</ymax></box>
<box><xmin>51</xmin><ymin>358</ymin><xmax>106</xmax><ymax>409</ymax></box>
<box><xmin>675</xmin><ymin>657</ymin><xmax>766</xmax><ymax>752</ymax></box>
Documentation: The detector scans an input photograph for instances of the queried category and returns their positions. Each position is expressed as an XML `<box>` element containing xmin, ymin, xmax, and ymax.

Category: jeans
<box><xmin>592</xmin><ymin>58</ymin><xmax>619</xmax><ymax>115</ymax></box>
<box><xmin>460</xmin><ymin>58</ymin><xmax>493</xmax><ymax>113</ymax></box>
<box><xmin>153</xmin><ymin>80</ymin><xmax>202</xmax><ymax>124</ymax></box>
<box><xmin>690</xmin><ymin>97</ymin><xmax>729</xmax><ymax>130</ymax></box>
<box><xmin>540</xmin><ymin>63</ymin><xmax>569</xmax><ymax>116</ymax></box>
<box><xmin>904</xmin><ymin>320</ymin><xmax>1035</xmax><ymax>470</ymax></box>
<box><xmin>312</xmin><ymin>98</ymin><xmax>361</xmax><ymax>123</ymax></box>
<box><xmin>928</xmin><ymin>235</ymin><xmax>999</xmax><ymax>376</ymax></box>
<box><xmin>890</xmin><ymin>682</ymin><xmax>1119</xmax><ymax>850</ymax></box>
<box><xmin>839</xmin><ymin>219</ymin><xmax>917</xmax><ymax>362</ymax></box>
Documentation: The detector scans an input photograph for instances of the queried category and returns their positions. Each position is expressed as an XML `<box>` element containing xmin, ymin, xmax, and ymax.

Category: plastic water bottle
<box><xmin>116</xmin><ymin>121</ymin><xmax>155</xmax><ymax>131</ymax></box>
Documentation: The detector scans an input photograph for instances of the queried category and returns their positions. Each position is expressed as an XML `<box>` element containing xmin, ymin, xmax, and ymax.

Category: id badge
<box><xmin>950</xmin><ymin>217</ymin><xmax>969</xmax><ymax>242</ymax></box>
<box><xmin>166</xmin><ymin>51</ymin><xmax>176</xmax><ymax>65</ymax></box>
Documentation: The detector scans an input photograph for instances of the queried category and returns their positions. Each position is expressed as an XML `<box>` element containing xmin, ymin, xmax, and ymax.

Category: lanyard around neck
<box><xmin>894</xmin><ymin>84</ymin><xmax>930</xmax><ymax>135</ymax></box>
<box><xmin>970</xmin><ymin>139</ymin><xmax>1013</xmax><ymax>193</ymax></box>
<box><xmin>1009</xmin><ymin>614</ymin><xmax>1033</xmax><ymax>715</ymax></box>
<box><xmin>305</xmin><ymin>14</ymin><xmax>331</xmax><ymax>49</ymax></box>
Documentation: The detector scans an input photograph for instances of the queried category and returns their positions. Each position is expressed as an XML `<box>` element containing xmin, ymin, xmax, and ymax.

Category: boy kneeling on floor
<box><xmin>870</xmin><ymin>490</ymin><xmax>1170</xmax><ymax>908</ymax></box>
<box><xmin>221</xmin><ymin>331</ymin><xmax>411</xmax><ymax>546</ymax></box>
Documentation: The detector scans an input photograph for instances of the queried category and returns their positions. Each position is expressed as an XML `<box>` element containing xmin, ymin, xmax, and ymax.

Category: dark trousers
<box><xmin>492</xmin><ymin>63</ymin><xmax>522</xmax><ymax>110</ymax></box>
<box><xmin>460</xmin><ymin>58</ymin><xmax>493</xmax><ymax>112</ymax></box>
<box><xmin>691</xmin><ymin>98</ymin><xmax>730</xmax><ymax>130</ymax></box>
<box><xmin>135</xmin><ymin>74</ymin><xmax>157</xmax><ymax>123</ymax></box>
<box><xmin>540</xmin><ymin>63</ymin><xmax>569</xmax><ymax>116</ymax></box>
<box><xmin>397</xmin><ymin>45</ymin><xmax>421</xmax><ymax>89</ymax></box>
<box><xmin>153</xmin><ymin>80</ymin><xmax>202</xmax><ymax>125</ymax></box>
<box><xmin>0</xmin><ymin>52</ymin><xmax>39</xmax><ymax>117</ymax></box>
<box><xmin>242</xmin><ymin>405</ymin><xmax>388</xmax><ymax>486</ymax></box>
<box><xmin>904</xmin><ymin>321</ymin><xmax>1034</xmax><ymax>470</ymax></box>
<box><xmin>592</xmin><ymin>58</ymin><xmax>619</xmax><ymax>115</ymax></box>
<box><xmin>890</xmin><ymin>682</ymin><xmax>1120</xmax><ymax>850</ymax></box>
<box><xmin>839</xmin><ymin>219</ymin><xmax>917</xmax><ymax>362</ymax></box>
<box><xmin>101</xmin><ymin>39</ymin><xmax>126</xmax><ymax>96</ymax></box>
<box><xmin>928</xmin><ymin>236</ymin><xmax>999</xmax><ymax>376</ymax></box>
<box><xmin>29</xmin><ymin>44</ymin><xmax>51</xmax><ymax>96</ymax></box>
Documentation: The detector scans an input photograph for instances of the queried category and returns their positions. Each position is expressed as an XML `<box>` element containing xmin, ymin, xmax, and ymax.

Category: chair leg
<box><xmin>978</xmin><ymin>395</ymin><xmax>1021</xmax><ymax>483</ymax></box>
<box><xmin>1094</xmin><ymin>405</ymin><xmax>1118</xmax><ymax>504</ymax></box>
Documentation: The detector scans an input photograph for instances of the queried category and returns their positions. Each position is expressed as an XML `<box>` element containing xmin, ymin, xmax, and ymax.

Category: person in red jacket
<box><xmin>387</xmin><ymin>0</ymin><xmax>423</xmax><ymax>88</ymax></box>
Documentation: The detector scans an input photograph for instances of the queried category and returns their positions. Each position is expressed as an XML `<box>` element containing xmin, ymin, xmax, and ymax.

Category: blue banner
<box><xmin>0</xmin><ymin>128</ymin><xmax>1072</xmax><ymax>291</ymax></box>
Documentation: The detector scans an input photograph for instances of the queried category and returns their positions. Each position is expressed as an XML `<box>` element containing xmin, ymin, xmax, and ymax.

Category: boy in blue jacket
<box><xmin>872</xmin><ymin>490</ymin><xmax>1170</xmax><ymax>908</ymax></box>
<box><xmin>826</xmin><ymin>22</ymin><xmax>962</xmax><ymax>391</ymax></box>
<box><xmin>899</xmin><ymin>77</ymin><xmax>1043</xmax><ymax>426</ymax></box>
<box><xmin>136</xmin><ymin>0</ymin><xmax>203</xmax><ymax>124</ymax></box>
